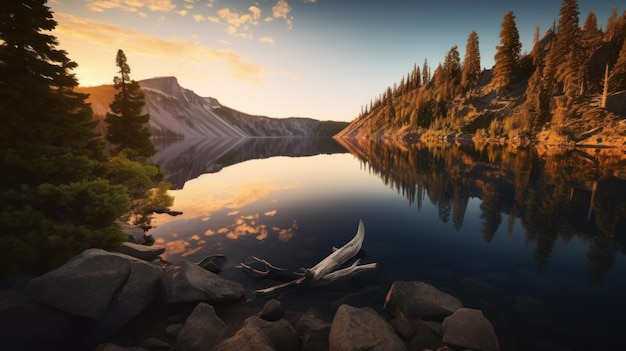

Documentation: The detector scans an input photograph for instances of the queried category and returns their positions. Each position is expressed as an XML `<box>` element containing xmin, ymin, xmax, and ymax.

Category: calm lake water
<box><xmin>150</xmin><ymin>137</ymin><xmax>626</xmax><ymax>350</ymax></box>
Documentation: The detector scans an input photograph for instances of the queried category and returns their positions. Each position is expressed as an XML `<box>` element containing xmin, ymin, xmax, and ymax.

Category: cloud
<box><xmin>271</xmin><ymin>0</ymin><xmax>293</xmax><ymax>29</ymax></box>
<box><xmin>86</xmin><ymin>0</ymin><xmax>176</xmax><ymax>13</ymax></box>
<box><xmin>259</xmin><ymin>36</ymin><xmax>275</xmax><ymax>45</ymax></box>
<box><xmin>54</xmin><ymin>13</ymin><xmax>264</xmax><ymax>83</ymax></box>
<box><xmin>192</xmin><ymin>14</ymin><xmax>205</xmax><ymax>21</ymax></box>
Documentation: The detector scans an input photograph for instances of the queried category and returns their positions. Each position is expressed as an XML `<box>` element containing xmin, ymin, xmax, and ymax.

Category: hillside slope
<box><xmin>78</xmin><ymin>76</ymin><xmax>347</xmax><ymax>138</ymax></box>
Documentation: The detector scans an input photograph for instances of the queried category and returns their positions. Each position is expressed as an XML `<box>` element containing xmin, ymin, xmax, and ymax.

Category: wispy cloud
<box><xmin>55</xmin><ymin>13</ymin><xmax>264</xmax><ymax>82</ymax></box>
<box><xmin>86</xmin><ymin>0</ymin><xmax>176</xmax><ymax>13</ymax></box>
<box><xmin>259</xmin><ymin>36</ymin><xmax>275</xmax><ymax>46</ymax></box>
<box><xmin>268</xmin><ymin>0</ymin><xmax>293</xmax><ymax>29</ymax></box>
<box><xmin>212</xmin><ymin>6</ymin><xmax>262</xmax><ymax>38</ymax></box>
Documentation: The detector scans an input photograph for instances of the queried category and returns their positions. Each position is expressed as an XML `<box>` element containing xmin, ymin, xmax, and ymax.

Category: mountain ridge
<box><xmin>78</xmin><ymin>76</ymin><xmax>347</xmax><ymax>138</ymax></box>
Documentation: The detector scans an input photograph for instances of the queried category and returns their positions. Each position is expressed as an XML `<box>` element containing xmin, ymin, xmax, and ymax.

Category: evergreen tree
<box><xmin>422</xmin><ymin>59</ymin><xmax>431</xmax><ymax>84</ymax></box>
<box><xmin>609</xmin><ymin>37</ymin><xmax>626</xmax><ymax>93</ymax></box>
<box><xmin>0</xmin><ymin>0</ymin><xmax>129</xmax><ymax>275</ymax></box>
<box><xmin>554</xmin><ymin>0</ymin><xmax>582</xmax><ymax>98</ymax></box>
<box><xmin>580</xmin><ymin>10</ymin><xmax>603</xmax><ymax>94</ymax></box>
<box><xmin>105</xmin><ymin>49</ymin><xmax>156</xmax><ymax>159</ymax></box>
<box><xmin>461</xmin><ymin>30</ymin><xmax>481</xmax><ymax>91</ymax></box>
<box><xmin>442</xmin><ymin>45</ymin><xmax>462</xmax><ymax>99</ymax></box>
<box><xmin>493</xmin><ymin>11</ymin><xmax>521</xmax><ymax>91</ymax></box>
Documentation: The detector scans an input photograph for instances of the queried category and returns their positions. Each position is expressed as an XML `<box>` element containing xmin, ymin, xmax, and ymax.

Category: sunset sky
<box><xmin>49</xmin><ymin>0</ymin><xmax>620</xmax><ymax>122</ymax></box>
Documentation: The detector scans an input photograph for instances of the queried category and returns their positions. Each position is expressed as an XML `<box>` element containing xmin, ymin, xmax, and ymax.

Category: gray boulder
<box><xmin>175</xmin><ymin>302</ymin><xmax>230</xmax><ymax>351</ymax></box>
<box><xmin>25</xmin><ymin>249</ymin><xmax>131</xmax><ymax>320</ymax></box>
<box><xmin>25</xmin><ymin>249</ymin><xmax>164</xmax><ymax>343</ymax></box>
<box><xmin>442</xmin><ymin>308</ymin><xmax>500</xmax><ymax>351</ymax></box>
<box><xmin>329</xmin><ymin>304</ymin><xmax>407</xmax><ymax>351</ymax></box>
<box><xmin>160</xmin><ymin>260</ymin><xmax>245</xmax><ymax>303</ymax></box>
<box><xmin>384</xmin><ymin>281</ymin><xmax>463</xmax><ymax>321</ymax></box>
<box><xmin>212</xmin><ymin>316</ymin><xmax>298</xmax><ymax>351</ymax></box>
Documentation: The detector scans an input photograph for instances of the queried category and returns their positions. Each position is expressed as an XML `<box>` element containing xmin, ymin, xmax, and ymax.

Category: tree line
<box><xmin>0</xmin><ymin>0</ymin><xmax>172</xmax><ymax>275</ymax></box>
<box><xmin>355</xmin><ymin>0</ymin><xmax>626</xmax><ymax>139</ymax></box>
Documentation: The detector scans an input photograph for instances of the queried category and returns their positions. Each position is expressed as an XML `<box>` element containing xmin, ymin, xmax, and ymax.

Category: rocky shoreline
<box><xmin>1</xmin><ymin>242</ymin><xmax>500</xmax><ymax>351</ymax></box>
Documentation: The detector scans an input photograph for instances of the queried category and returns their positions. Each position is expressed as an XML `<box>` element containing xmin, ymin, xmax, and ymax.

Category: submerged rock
<box><xmin>442</xmin><ymin>308</ymin><xmax>500</xmax><ymax>351</ymax></box>
<box><xmin>384</xmin><ymin>281</ymin><xmax>463</xmax><ymax>321</ymax></box>
<box><xmin>329</xmin><ymin>304</ymin><xmax>407</xmax><ymax>351</ymax></box>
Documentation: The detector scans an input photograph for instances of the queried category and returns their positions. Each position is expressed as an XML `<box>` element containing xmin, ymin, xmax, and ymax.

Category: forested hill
<box><xmin>336</xmin><ymin>3</ymin><xmax>626</xmax><ymax>148</ymax></box>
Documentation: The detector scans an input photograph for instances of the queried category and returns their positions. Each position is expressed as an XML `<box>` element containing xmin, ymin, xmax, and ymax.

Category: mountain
<box><xmin>78</xmin><ymin>76</ymin><xmax>347</xmax><ymax>138</ymax></box>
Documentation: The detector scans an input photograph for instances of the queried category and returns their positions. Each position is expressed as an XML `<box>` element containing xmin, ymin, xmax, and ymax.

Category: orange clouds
<box><xmin>54</xmin><ymin>13</ymin><xmax>264</xmax><ymax>83</ymax></box>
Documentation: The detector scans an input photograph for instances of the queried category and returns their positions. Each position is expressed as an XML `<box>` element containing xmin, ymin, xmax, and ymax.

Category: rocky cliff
<box><xmin>78</xmin><ymin>76</ymin><xmax>347</xmax><ymax>138</ymax></box>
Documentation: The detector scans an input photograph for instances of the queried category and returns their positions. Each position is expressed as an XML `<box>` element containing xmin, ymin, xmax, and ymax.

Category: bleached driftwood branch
<box><xmin>238</xmin><ymin>219</ymin><xmax>377</xmax><ymax>297</ymax></box>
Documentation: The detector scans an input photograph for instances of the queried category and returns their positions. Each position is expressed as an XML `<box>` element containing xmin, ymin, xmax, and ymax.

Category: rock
<box><xmin>93</xmin><ymin>255</ymin><xmax>163</xmax><ymax>341</ymax></box>
<box><xmin>94</xmin><ymin>344</ymin><xmax>149</xmax><ymax>351</ymax></box>
<box><xmin>24</xmin><ymin>249</ymin><xmax>164</xmax><ymax>344</ymax></box>
<box><xmin>390</xmin><ymin>318</ymin><xmax>414</xmax><ymax>339</ymax></box>
<box><xmin>407</xmin><ymin>319</ymin><xmax>445</xmax><ymax>351</ymax></box>
<box><xmin>175</xmin><ymin>302</ymin><xmax>230</xmax><ymax>351</ymax></box>
<box><xmin>294</xmin><ymin>308</ymin><xmax>331</xmax><ymax>351</ymax></box>
<box><xmin>141</xmin><ymin>337</ymin><xmax>172</xmax><ymax>351</ymax></box>
<box><xmin>384</xmin><ymin>281</ymin><xmax>463</xmax><ymax>321</ymax></box>
<box><xmin>259</xmin><ymin>299</ymin><xmax>284</xmax><ymax>321</ymax></box>
<box><xmin>329</xmin><ymin>304</ymin><xmax>407</xmax><ymax>351</ymax></box>
<box><xmin>213</xmin><ymin>316</ymin><xmax>298</xmax><ymax>351</ymax></box>
<box><xmin>113</xmin><ymin>242</ymin><xmax>165</xmax><ymax>261</ymax></box>
<box><xmin>159</xmin><ymin>260</ymin><xmax>245</xmax><ymax>304</ymax></box>
<box><xmin>196</xmin><ymin>254</ymin><xmax>226</xmax><ymax>273</ymax></box>
<box><xmin>119</xmin><ymin>221</ymin><xmax>146</xmax><ymax>243</ymax></box>
<box><xmin>0</xmin><ymin>289</ymin><xmax>87</xmax><ymax>350</ymax></box>
<box><xmin>442</xmin><ymin>308</ymin><xmax>499</xmax><ymax>351</ymax></box>
<box><xmin>25</xmin><ymin>249</ymin><xmax>131</xmax><ymax>320</ymax></box>
<box><xmin>165</xmin><ymin>324</ymin><xmax>183</xmax><ymax>338</ymax></box>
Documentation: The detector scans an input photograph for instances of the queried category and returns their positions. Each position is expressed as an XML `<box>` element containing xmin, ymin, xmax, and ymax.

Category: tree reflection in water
<box><xmin>336</xmin><ymin>138</ymin><xmax>626</xmax><ymax>286</ymax></box>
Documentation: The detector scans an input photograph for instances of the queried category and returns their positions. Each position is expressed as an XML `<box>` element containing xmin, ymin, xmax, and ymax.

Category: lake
<box><xmin>149</xmin><ymin>137</ymin><xmax>626</xmax><ymax>350</ymax></box>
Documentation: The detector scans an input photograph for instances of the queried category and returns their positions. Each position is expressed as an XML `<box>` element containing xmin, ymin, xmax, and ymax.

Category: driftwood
<box><xmin>238</xmin><ymin>219</ymin><xmax>377</xmax><ymax>297</ymax></box>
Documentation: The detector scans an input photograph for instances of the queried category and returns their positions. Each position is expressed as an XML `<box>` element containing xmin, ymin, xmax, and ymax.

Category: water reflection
<box><xmin>337</xmin><ymin>138</ymin><xmax>626</xmax><ymax>286</ymax></box>
<box><xmin>152</xmin><ymin>137</ymin><xmax>347</xmax><ymax>189</ymax></box>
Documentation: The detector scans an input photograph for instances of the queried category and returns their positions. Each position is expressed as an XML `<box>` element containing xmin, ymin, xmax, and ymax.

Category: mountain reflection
<box><xmin>337</xmin><ymin>138</ymin><xmax>626</xmax><ymax>285</ymax></box>
<box><xmin>152</xmin><ymin>137</ymin><xmax>347</xmax><ymax>189</ymax></box>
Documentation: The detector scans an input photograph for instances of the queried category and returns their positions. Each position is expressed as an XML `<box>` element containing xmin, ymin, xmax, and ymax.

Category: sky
<box><xmin>49</xmin><ymin>0</ymin><xmax>621</xmax><ymax>122</ymax></box>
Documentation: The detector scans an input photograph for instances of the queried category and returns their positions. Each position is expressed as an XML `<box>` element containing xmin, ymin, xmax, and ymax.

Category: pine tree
<box><xmin>461</xmin><ymin>31</ymin><xmax>481</xmax><ymax>91</ymax></box>
<box><xmin>0</xmin><ymin>0</ymin><xmax>128</xmax><ymax>274</ymax></box>
<box><xmin>422</xmin><ymin>59</ymin><xmax>431</xmax><ymax>85</ymax></box>
<box><xmin>580</xmin><ymin>10</ymin><xmax>603</xmax><ymax>94</ymax></box>
<box><xmin>493</xmin><ymin>11</ymin><xmax>521</xmax><ymax>92</ymax></box>
<box><xmin>442</xmin><ymin>45</ymin><xmax>462</xmax><ymax>99</ymax></box>
<box><xmin>554</xmin><ymin>0</ymin><xmax>582</xmax><ymax>98</ymax></box>
<box><xmin>609</xmin><ymin>37</ymin><xmax>626</xmax><ymax>93</ymax></box>
<box><xmin>105</xmin><ymin>49</ymin><xmax>156</xmax><ymax>159</ymax></box>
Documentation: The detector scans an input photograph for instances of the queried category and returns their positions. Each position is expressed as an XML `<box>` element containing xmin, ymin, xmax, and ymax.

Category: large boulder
<box><xmin>329</xmin><ymin>304</ymin><xmax>407</xmax><ymax>351</ymax></box>
<box><xmin>212</xmin><ymin>316</ymin><xmax>298</xmax><ymax>351</ymax></box>
<box><xmin>442</xmin><ymin>308</ymin><xmax>500</xmax><ymax>351</ymax></box>
<box><xmin>175</xmin><ymin>302</ymin><xmax>230</xmax><ymax>351</ymax></box>
<box><xmin>25</xmin><ymin>249</ymin><xmax>164</xmax><ymax>344</ymax></box>
<box><xmin>159</xmin><ymin>260</ymin><xmax>245</xmax><ymax>303</ymax></box>
<box><xmin>384</xmin><ymin>281</ymin><xmax>463</xmax><ymax>321</ymax></box>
